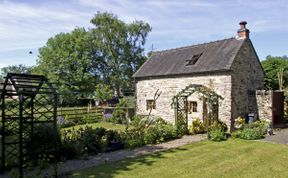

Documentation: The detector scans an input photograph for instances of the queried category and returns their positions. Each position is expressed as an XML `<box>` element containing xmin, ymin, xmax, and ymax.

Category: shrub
<box><xmin>111</xmin><ymin>108</ymin><xmax>127</xmax><ymax>124</ymax></box>
<box><xmin>59</xmin><ymin>141</ymin><xmax>79</xmax><ymax>160</ymax></box>
<box><xmin>121</xmin><ymin>127</ymin><xmax>145</xmax><ymax>148</ymax></box>
<box><xmin>123</xmin><ymin>116</ymin><xmax>177</xmax><ymax>148</ymax></box>
<box><xmin>209</xmin><ymin>127</ymin><xmax>227</xmax><ymax>141</ymax></box>
<box><xmin>231</xmin><ymin>120</ymin><xmax>269</xmax><ymax>140</ymax></box>
<box><xmin>80</xmin><ymin>127</ymin><xmax>107</xmax><ymax>154</ymax></box>
<box><xmin>236</xmin><ymin>128</ymin><xmax>264</xmax><ymax>140</ymax></box>
<box><xmin>209</xmin><ymin>120</ymin><xmax>228</xmax><ymax>132</ymax></box>
<box><xmin>144</xmin><ymin>123</ymin><xmax>177</xmax><ymax>144</ymax></box>
<box><xmin>26</xmin><ymin>124</ymin><xmax>61</xmax><ymax>162</ymax></box>
<box><xmin>189</xmin><ymin>118</ymin><xmax>205</xmax><ymax>135</ymax></box>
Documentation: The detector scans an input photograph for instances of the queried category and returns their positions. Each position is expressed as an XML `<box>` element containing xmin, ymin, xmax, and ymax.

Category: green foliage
<box><xmin>26</xmin><ymin>124</ymin><xmax>61</xmax><ymax>162</ymax></box>
<box><xmin>144</xmin><ymin>123</ymin><xmax>177</xmax><ymax>144</ymax></box>
<box><xmin>121</xmin><ymin>127</ymin><xmax>145</xmax><ymax>148</ymax></box>
<box><xmin>61</xmin><ymin>126</ymin><xmax>124</xmax><ymax>159</ymax></box>
<box><xmin>209</xmin><ymin>127</ymin><xmax>227</xmax><ymax>141</ymax></box>
<box><xmin>232</xmin><ymin>120</ymin><xmax>269</xmax><ymax>140</ymax></box>
<box><xmin>233</xmin><ymin>128</ymin><xmax>263</xmax><ymax>140</ymax></box>
<box><xmin>261</xmin><ymin>55</ymin><xmax>288</xmax><ymax>90</ymax></box>
<box><xmin>110</xmin><ymin>98</ymin><xmax>131</xmax><ymax>124</ymax></box>
<box><xmin>90</xmin><ymin>12</ymin><xmax>151</xmax><ymax>96</ymax></box>
<box><xmin>208</xmin><ymin>120</ymin><xmax>228</xmax><ymax>141</ymax></box>
<box><xmin>36</xmin><ymin>12</ymin><xmax>151</xmax><ymax>104</ymax></box>
<box><xmin>0</xmin><ymin>64</ymin><xmax>33</xmax><ymax>78</ymax></box>
<box><xmin>209</xmin><ymin>120</ymin><xmax>228</xmax><ymax>132</ymax></box>
<box><xmin>189</xmin><ymin>118</ymin><xmax>205</xmax><ymax>135</ymax></box>
<box><xmin>94</xmin><ymin>84</ymin><xmax>113</xmax><ymax>101</ymax></box>
<box><xmin>122</xmin><ymin>116</ymin><xmax>177</xmax><ymax>148</ymax></box>
<box><xmin>35</xmin><ymin>27</ymin><xmax>96</xmax><ymax>105</ymax></box>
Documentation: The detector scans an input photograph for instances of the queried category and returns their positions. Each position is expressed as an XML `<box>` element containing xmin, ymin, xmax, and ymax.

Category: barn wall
<box><xmin>231</xmin><ymin>39</ymin><xmax>265</xmax><ymax>128</ymax></box>
<box><xmin>135</xmin><ymin>74</ymin><xmax>232</xmax><ymax>127</ymax></box>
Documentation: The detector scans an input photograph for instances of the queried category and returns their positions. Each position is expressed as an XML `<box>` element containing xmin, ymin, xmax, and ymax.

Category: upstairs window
<box><xmin>186</xmin><ymin>53</ymin><xmax>203</xmax><ymax>66</ymax></box>
<box><xmin>188</xmin><ymin>101</ymin><xmax>197</xmax><ymax>113</ymax></box>
<box><xmin>146</xmin><ymin>100</ymin><xmax>156</xmax><ymax>110</ymax></box>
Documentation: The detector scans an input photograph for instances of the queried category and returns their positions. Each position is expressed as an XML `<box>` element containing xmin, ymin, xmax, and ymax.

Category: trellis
<box><xmin>0</xmin><ymin>73</ymin><xmax>58</xmax><ymax>177</ymax></box>
<box><xmin>171</xmin><ymin>84</ymin><xmax>223</xmax><ymax>135</ymax></box>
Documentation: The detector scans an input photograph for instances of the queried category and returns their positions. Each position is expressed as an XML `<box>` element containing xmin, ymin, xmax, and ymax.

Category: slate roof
<box><xmin>133</xmin><ymin>37</ymin><xmax>245</xmax><ymax>78</ymax></box>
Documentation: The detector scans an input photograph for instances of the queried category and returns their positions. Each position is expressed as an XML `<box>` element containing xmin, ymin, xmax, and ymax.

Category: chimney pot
<box><xmin>237</xmin><ymin>21</ymin><xmax>249</xmax><ymax>39</ymax></box>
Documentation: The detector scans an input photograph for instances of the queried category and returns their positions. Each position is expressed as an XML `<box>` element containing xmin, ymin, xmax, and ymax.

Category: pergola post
<box><xmin>171</xmin><ymin>84</ymin><xmax>223</xmax><ymax>136</ymax></box>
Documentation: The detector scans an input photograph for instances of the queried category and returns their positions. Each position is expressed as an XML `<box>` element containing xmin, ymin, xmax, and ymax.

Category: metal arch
<box><xmin>0</xmin><ymin>73</ymin><xmax>59</xmax><ymax>177</ymax></box>
<box><xmin>171</xmin><ymin>84</ymin><xmax>223</xmax><ymax>135</ymax></box>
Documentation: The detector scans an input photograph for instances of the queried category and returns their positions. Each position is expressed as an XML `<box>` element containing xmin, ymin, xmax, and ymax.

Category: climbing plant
<box><xmin>171</xmin><ymin>84</ymin><xmax>223</xmax><ymax>136</ymax></box>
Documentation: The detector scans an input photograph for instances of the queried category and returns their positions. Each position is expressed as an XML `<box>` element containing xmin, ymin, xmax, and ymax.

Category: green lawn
<box><xmin>61</xmin><ymin>122</ymin><xmax>126</xmax><ymax>132</ymax></box>
<box><xmin>70</xmin><ymin>139</ymin><xmax>288</xmax><ymax>178</ymax></box>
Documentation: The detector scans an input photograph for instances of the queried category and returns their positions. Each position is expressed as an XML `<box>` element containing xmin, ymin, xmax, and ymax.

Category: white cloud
<box><xmin>0</xmin><ymin>0</ymin><xmax>288</xmax><ymax>67</ymax></box>
<box><xmin>0</xmin><ymin>1</ymin><xmax>92</xmax><ymax>52</ymax></box>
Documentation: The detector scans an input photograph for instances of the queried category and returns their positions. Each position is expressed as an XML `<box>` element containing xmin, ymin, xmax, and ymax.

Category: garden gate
<box><xmin>0</xmin><ymin>73</ymin><xmax>58</xmax><ymax>177</ymax></box>
<box><xmin>171</xmin><ymin>84</ymin><xmax>223</xmax><ymax>134</ymax></box>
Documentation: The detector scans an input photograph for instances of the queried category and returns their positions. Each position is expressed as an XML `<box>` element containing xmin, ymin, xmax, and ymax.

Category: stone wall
<box><xmin>135</xmin><ymin>74</ymin><xmax>232</xmax><ymax>127</ymax></box>
<box><xmin>256</xmin><ymin>90</ymin><xmax>272</xmax><ymax>121</ymax></box>
<box><xmin>231</xmin><ymin>39</ymin><xmax>265</xmax><ymax>127</ymax></box>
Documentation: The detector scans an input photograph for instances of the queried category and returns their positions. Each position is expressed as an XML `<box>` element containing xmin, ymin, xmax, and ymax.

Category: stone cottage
<box><xmin>133</xmin><ymin>21</ymin><xmax>266</xmax><ymax>129</ymax></box>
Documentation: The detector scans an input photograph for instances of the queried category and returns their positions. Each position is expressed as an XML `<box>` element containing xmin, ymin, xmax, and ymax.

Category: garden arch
<box><xmin>0</xmin><ymin>73</ymin><xmax>58</xmax><ymax>177</ymax></box>
<box><xmin>171</xmin><ymin>84</ymin><xmax>223</xmax><ymax>134</ymax></box>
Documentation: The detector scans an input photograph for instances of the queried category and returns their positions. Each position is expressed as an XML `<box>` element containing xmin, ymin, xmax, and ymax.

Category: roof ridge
<box><xmin>155</xmin><ymin>37</ymin><xmax>235</xmax><ymax>54</ymax></box>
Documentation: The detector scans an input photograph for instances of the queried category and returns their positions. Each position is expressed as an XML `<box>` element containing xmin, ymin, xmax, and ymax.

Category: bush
<box><xmin>26</xmin><ymin>124</ymin><xmax>61</xmax><ymax>162</ymax></box>
<box><xmin>209</xmin><ymin>128</ymin><xmax>227</xmax><ymax>141</ymax></box>
<box><xmin>231</xmin><ymin>120</ymin><xmax>269</xmax><ymax>140</ymax></box>
<box><xmin>122</xmin><ymin>116</ymin><xmax>177</xmax><ymax>148</ymax></box>
<box><xmin>234</xmin><ymin>128</ymin><xmax>263</xmax><ymax>140</ymax></box>
<box><xmin>111</xmin><ymin>109</ymin><xmax>127</xmax><ymax>124</ymax></box>
<box><xmin>189</xmin><ymin>118</ymin><xmax>205</xmax><ymax>135</ymax></box>
<box><xmin>121</xmin><ymin>127</ymin><xmax>145</xmax><ymax>148</ymax></box>
<box><xmin>59</xmin><ymin>142</ymin><xmax>79</xmax><ymax>160</ymax></box>
<box><xmin>209</xmin><ymin>120</ymin><xmax>228</xmax><ymax>132</ymax></box>
<box><xmin>80</xmin><ymin>127</ymin><xmax>107</xmax><ymax>154</ymax></box>
<box><xmin>144</xmin><ymin>123</ymin><xmax>177</xmax><ymax>144</ymax></box>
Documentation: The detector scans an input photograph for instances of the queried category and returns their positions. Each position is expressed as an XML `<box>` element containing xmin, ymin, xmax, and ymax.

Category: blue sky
<box><xmin>0</xmin><ymin>0</ymin><xmax>288</xmax><ymax>69</ymax></box>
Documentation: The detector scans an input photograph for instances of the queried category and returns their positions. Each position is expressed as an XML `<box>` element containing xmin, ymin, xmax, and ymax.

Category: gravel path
<box><xmin>2</xmin><ymin>134</ymin><xmax>206</xmax><ymax>177</ymax></box>
<box><xmin>261</xmin><ymin>128</ymin><xmax>288</xmax><ymax>144</ymax></box>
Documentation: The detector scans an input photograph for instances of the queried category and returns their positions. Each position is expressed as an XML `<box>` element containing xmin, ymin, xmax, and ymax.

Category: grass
<box><xmin>70</xmin><ymin>139</ymin><xmax>288</xmax><ymax>178</ymax></box>
<box><xmin>61</xmin><ymin>122</ymin><xmax>126</xmax><ymax>132</ymax></box>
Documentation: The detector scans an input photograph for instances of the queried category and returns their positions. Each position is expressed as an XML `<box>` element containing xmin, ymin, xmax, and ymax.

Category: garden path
<box><xmin>261</xmin><ymin>128</ymin><xmax>288</xmax><ymax>144</ymax></box>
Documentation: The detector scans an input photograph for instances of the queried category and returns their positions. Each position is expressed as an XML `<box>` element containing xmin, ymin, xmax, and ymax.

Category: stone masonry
<box><xmin>136</xmin><ymin>74</ymin><xmax>232</xmax><ymax>127</ymax></box>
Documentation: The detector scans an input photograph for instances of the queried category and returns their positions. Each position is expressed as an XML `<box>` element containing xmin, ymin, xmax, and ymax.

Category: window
<box><xmin>188</xmin><ymin>101</ymin><xmax>197</xmax><ymax>113</ymax></box>
<box><xmin>146</xmin><ymin>100</ymin><xmax>156</xmax><ymax>110</ymax></box>
<box><xmin>186</xmin><ymin>53</ymin><xmax>203</xmax><ymax>66</ymax></box>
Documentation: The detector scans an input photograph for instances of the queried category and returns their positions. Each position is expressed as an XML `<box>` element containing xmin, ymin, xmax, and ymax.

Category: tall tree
<box><xmin>36</xmin><ymin>12</ymin><xmax>151</xmax><ymax>104</ymax></box>
<box><xmin>90</xmin><ymin>12</ymin><xmax>151</xmax><ymax>96</ymax></box>
<box><xmin>35</xmin><ymin>28</ymin><xmax>97</xmax><ymax>105</ymax></box>
<box><xmin>261</xmin><ymin>55</ymin><xmax>288</xmax><ymax>90</ymax></box>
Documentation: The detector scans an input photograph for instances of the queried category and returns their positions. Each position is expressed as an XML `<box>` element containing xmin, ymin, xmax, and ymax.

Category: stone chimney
<box><xmin>237</xmin><ymin>21</ymin><xmax>250</xmax><ymax>39</ymax></box>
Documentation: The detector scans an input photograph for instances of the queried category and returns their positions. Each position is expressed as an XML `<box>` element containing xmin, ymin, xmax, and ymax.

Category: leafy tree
<box><xmin>35</xmin><ymin>28</ymin><xmax>97</xmax><ymax>105</ymax></box>
<box><xmin>93</xmin><ymin>83</ymin><xmax>113</xmax><ymax>101</ymax></box>
<box><xmin>0</xmin><ymin>64</ymin><xmax>33</xmax><ymax>78</ymax></box>
<box><xmin>36</xmin><ymin>12</ymin><xmax>151</xmax><ymax>104</ymax></box>
<box><xmin>90</xmin><ymin>12</ymin><xmax>151</xmax><ymax>96</ymax></box>
<box><xmin>261</xmin><ymin>55</ymin><xmax>288</xmax><ymax>90</ymax></box>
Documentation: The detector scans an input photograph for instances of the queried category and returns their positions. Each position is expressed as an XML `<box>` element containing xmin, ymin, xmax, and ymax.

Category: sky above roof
<box><xmin>0</xmin><ymin>0</ymin><xmax>287</xmax><ymax>69</ymax></box>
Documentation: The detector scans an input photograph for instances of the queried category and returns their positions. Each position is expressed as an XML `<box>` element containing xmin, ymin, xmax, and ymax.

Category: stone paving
<box><xmin>261</xmin><ymin>128</ymin><xmax>288</xmax><ymax>145</ymax></box>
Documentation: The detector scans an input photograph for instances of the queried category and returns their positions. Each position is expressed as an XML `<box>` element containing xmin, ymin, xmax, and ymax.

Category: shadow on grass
<box><xmin>65</xmin><ymin>145</ymin><xmax>191</xmax><ymax>178</ymax></box>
